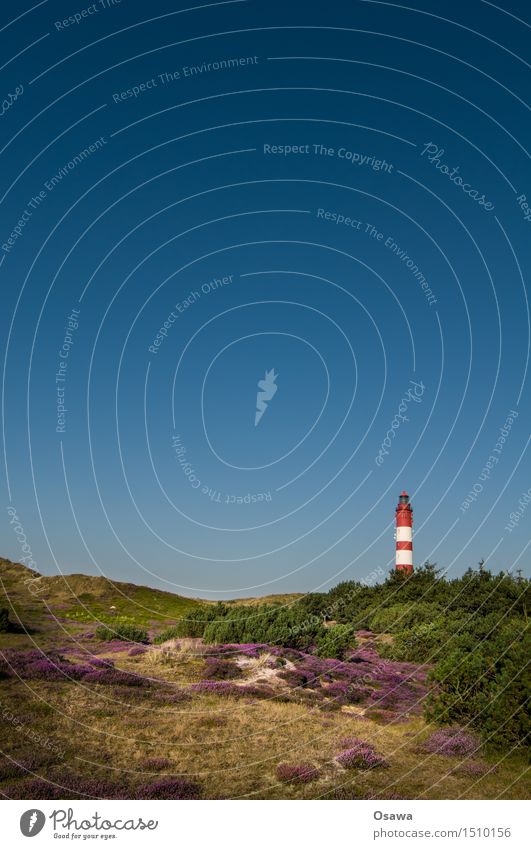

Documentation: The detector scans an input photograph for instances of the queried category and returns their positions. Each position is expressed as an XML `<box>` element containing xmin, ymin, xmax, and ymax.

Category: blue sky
<box><xmin>1</xmin><ymin>0</ymin><xmax>530</xmax><ymax>596</ymax></box>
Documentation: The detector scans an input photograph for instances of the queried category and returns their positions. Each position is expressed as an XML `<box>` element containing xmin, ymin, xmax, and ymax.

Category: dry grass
<box><xmin>243</xmin><ymin>652</ymin><xmax>274</xmax><ymax>670</ymax></box>
<box><xmin>1</xmin><ymin>560</ymin><xmax>529</xmax><ymax>801</ymax></box>
<box><xmin>2</xmin><ymin>671</ymin><xmax>527</xmax><ymax>800</ymax></box>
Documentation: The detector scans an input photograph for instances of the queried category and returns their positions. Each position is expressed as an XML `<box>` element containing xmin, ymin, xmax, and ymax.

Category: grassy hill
<box><xmin>224</xmin><ymin>592</ymin><xmax>304</xmax><ymax>606</ymax></box>
<box><xmin>0</xmin><ymin>556</ymin><xmax>201</xmax><ymax>633</ymax></box>
<box><xmin>0</xmin><ymin>558</ymin><xmax>301</xmax><ymax>631</ymax></box>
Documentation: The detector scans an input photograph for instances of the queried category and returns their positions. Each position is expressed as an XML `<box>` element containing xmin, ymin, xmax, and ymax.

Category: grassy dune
<box><xmin>0</xmin><ymin>558</ymin><xmax>200</xmax><ymax>631</ymax></box>
<box><xmin>0</xmin><ymin>559</ymin><xmax>529</xmax><ymax>800</ymax></box>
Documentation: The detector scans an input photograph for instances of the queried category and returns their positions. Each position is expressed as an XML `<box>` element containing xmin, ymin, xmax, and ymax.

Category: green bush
<box><xmin>142</xmin><ymin>564</ymin><xmax>530</xmax><ymax>735</ymax></box>
<box><xmin>369</xmin><ymin>601</ymin><xmax>442</xmax><ymax>635</ymax></box>
<box><xmin>480</xmin><ymin>635</ymin><xmax>530</xmax><ymax>747</ymax></box>
<box><xmin>315</xmin><ymin>624</ymin><xmax>356</xmax><ymax>659</ymax></box>
<box><xmin>379</xmin><ymin>617</ymin><xmax>457</xmax><ymax>663</ymax></box>
<box><xmin>297</xmin><ymin>593</ymin><xmax>328</xmax><ymax>617</ymax></box>
<box><xmin>154</xmin><ymin>605</ymin><xmax>229</xmax><ymax>642</ymax></box>
<box><xmin>199</xmin><ymin>603</ymin><xmax>323</xmax><ymax>651</ymax></box>
<box><xmin>95</xmin><ymin>624</ymin><xmax>149</xmax><ymax>643</ymax></box>
<box><xmin>153</xmin><ymin>625</ymin><xmax>185</xmax><ymax>643</ymax></box>
<box><xmin>424</xmin><ymin>620</ymin><xmax>530</xmax><ymax>748</ymax></box>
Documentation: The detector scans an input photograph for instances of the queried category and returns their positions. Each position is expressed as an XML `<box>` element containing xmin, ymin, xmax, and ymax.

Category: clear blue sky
<box><xmin>1</xmin><ymin>0</ymin><xmax>530</xmax><ymax>597</ymax></box>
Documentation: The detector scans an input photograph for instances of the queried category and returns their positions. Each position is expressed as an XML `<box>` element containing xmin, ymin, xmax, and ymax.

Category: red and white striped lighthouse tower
<box><xmin>395</xmin><ymin>491</ymin><xmax>413</xmax><ymax>574</ymax></box>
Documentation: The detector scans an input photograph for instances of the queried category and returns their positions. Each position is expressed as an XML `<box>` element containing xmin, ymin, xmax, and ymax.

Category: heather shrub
<box><xmin>237</xmin><ymin>683</ymin><xmax>275</xmax><ymax>699</ymax></box>
<box><xmin>24</xmin><ymin>659</ymin><xmax>76</xmax><ymax>680</ymax></box>
<box><xmin>340</xmin><ymin>736</ymin><xmax>368</xmax><ymax>748</ymax></box>
<box><xmin>276</xmin><ymin>763</ymin><xmax>319</xmax><ymax>784</ymax></box>
<box><xmin>278</xmin><ymin>669</ymin><xmax>307</xmax><ymax>688</ymax></box>
<box><xmin>0</xmin><ymin>650</ymin><xmax>95</xmax><ymax>681</ymax></box>
<box><xmin>422</xmin><ymin>727</ymin><xmax>480</xmax><ymax>757</ymax></box>
<box><xmin>208</xmin><ymin>643</ymin><xmax>268</xmax><ymax>658</ymax></box>
<box><xmin>70</xmin><ymin>778</ymin><xmax>128</xmax><ymax>799</ymax></box>
<box><xmin>1</xmin><ymin>778</ymin><xmax>66</xmax><ymax>799</ymax></box>
<box><xmin>136</xmin><ymin>777</ymin><xmax>201</xmax><ymax>799</ymax></box>
<box><xmin>369</xmin><ymin>678</ymin><xmax>418</xmax><ymax>714</ymax></box>
<box><xmin>0</xmin><ymin>753</ymin><xmax>56</xmax><ymax>781</ymax></box>
<box><xmin>95</xmin><ymin>624</ymin><xmax>148</xmax><ymax>643</ymax></box>
<box><xmin>455</xmin><ymin>760</ymin><xmax>492</xmax><ymax>777</ymax></box>
<box><xmin>325</xmin><ymin>682</ymin><xmax>370</xmax><ymax>705</ymax></box>
<box><xmin>0</xmin><ymin>607</ymin><xmax>10</xmax><ymax>632</ymax></box>
<box><xmin>128</xmin><ymin>645</ymin><xmax>147</xmax><ymax>657</ymax></box>
<box><xmin>189</xmin><ymin>681</ymin><xmax>240</xmax><ymax>696</ymax></box>
<box><xmin>0</xmin><ymin>759</ymin><xmax>25</xmax><ymax>781</ymax></box>
<box><xmin>87</xmin><ymin>656</ymin><xmax>114</xmax><ymax>668</ymax></box>
<box><xmin>324</xmin><ymin>785</ymin><xmax>368</xmax><ymax>800</ymax></box>
<box><xmin>201</xmin><ymin>657</ymin><xmax>242</xmax><ymax>680</ymax></box>
<box><xmin>336</xmin><ymin>739</ymin><xmax>388</xmax><ymax>769</ymax></box>
<box><xmin>14</xmin><ymin>774</ymin><xmax>129</xmax><ymax>800</ymax></box>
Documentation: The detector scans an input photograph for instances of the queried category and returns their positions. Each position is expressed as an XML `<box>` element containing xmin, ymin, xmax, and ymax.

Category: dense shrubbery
<box><xmin>323</xmin><ymin>564</ymin><xmax>529</xmax><ymax>749</ymax></box>
<box><xmin>151</xmin><ymin>562</ymin><xmax>529</xmax><ymax>749</ymax></box>
<box><xmin>201</xmin><ymin>657</ymin><xmax>242</xmax><ymax>680</ymax></box>
<box><xmin>0</xmin><ymin>649</ymin><xmax>148</xmax><ymax>687</ymax></box>
<box><xmin>369</xmin><ymin>601</ymin><xmax>441</xmax><ymax>634</ymax></box>
<box><xmin>153</xmin><ymin>605</ymin><xmax>225</xmax><ymax>642</ymax></box>
<box><xmin>323</xmin><ymin>564</ymin><xmax>529</xmax><ymax>637</ymax></box>
<box><xmin>346</xmin><ymin>565</ymin><xmax>529</xmax><ymax>750</ymax></box>
<box><xmin>201</xmin><ymin>604</ymin><xmax>327</xmax><ymax>651</ymax></box>
<box><xmin>156</xmin><ymin>600</ymin><xmax>356</xmax><ymax>654</ymax></box>
<box><xmin>136</xmin><ymin>777</ymin><xmax>201</xmax><ymax>799</ymax></box>
<box><xmin>379</xmin><ymin>619</ymin><xmax>450</xmax><ymax>663</ymax></box>
<box><xmin>95</xmin><ymin>624</ymin><xmax>149</xmax><ymax>643</ymax></box>
<box><xmin>315</xmin><ymin>624</ymin><xmax>355</xmax><ymax>659</ymax></box>
<box><xmin>424</xmin><ymin>618</ymin><xmax>530</xmax><ymax>749</ymax></box>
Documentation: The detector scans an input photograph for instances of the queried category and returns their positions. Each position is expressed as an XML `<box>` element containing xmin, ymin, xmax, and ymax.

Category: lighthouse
<box><xmin>395</xmin><ymin>491</ymin><xmax>413</xmax><ymax>574</ymax></box>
